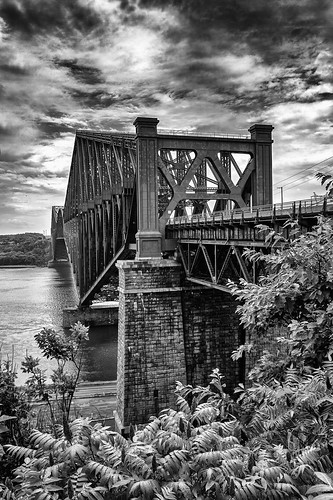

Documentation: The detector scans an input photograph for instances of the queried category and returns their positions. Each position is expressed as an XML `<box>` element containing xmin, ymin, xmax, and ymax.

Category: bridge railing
<box><xmin>166</xmin><ymin>196</ymin><xmax>333</xmax><ymax>226</ymax></box>
<box><xmin>158</xmin><ymin>129</ymin><xmax>251</xmax><ymax>140</ymax></box>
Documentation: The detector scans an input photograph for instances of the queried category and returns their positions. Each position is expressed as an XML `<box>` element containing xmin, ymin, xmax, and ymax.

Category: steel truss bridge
<box><xmin>54</xmin><ymin>117</ymin><xmax>333</xmax><ymax>305</ymax></box>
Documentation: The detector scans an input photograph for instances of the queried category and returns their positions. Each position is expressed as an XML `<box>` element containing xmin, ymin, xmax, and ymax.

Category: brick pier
<box><xmin>114</xmin><ymin>257</ymin><xmax>241</xmax><ymax>432</ymax></box>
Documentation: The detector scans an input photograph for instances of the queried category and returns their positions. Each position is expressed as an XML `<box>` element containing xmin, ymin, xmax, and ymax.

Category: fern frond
<box><xmin>306</xmin><ymin>481</ymin><xmax>333</xmax><ymax>498</ymax></box>
<box><xmin>154</xmin><ymin>485</ymin><xmax>177</xmax><ymax>500</ymax></box>
<box><xmin>29</xmin><ymin>430</ymin><xmax>57</xmax><ymax>451</ymax></box>
<box><xmin>135</xmin><ymin>418</ymin><xmax>161</xmax><ymax>443</ymax></box>
<box><xmin>128</xmin><ymin>479</ymin><xmax>159</xmax><ymax>499</ymax></box>
<box><xmin>217</xmin><ymin>435</ymin><xmax>241</xmax><ymax>450</ymax></box>
<box><xmin>4</xmin><ymin>444</ymin><xmax>36</xmax><ymax>461</ymax></box>
<box><xmin>191</xmin><ymin>428</ymin><xmax>219</xmax><ymax>452</ymax></box>
<box><xmin>90</xmin><ymin>424</ymin><xmax>114</xmax><ymax>449</ymax></box>
<box><xmin>84</xmin><ymin>460</ymin><xmax>130</xmax><ymax>490</ymax></box>
<box><xmin>193</xmin><ymin>449</ymin><xmax>247</xmax><ymax>473</ymax></box>
<box><xmin>153</xmin><ymin>431</ymin><xmax>184</xmax><ymax>455</ymax></box>
<box><xmin>110</xmin><ymin>431</ymin><xmax>129</xmax><ymax>449</ymax></box>
<box><xmin>69</xmin><ymin>418</ymin><xmax>92</xmax><ymax>439</ymax></box>
<box><xmin>284</xmin><ymin>367</ymin><xmax>302</xmax><ymax>387</ymax></box>
<box><xmin>176</xmin><ymin>395</ymin><xmax>191</xmax><ymax>415</ymax></box>
<box><xmin>76</xmin><ymin>483</ymin><xmax>107</xmax><ymax>500</ymax></box>
<box><xmin>175</xmin><ymin>381</ymin><xmax>194</xmax><ymax>402</ymax></box>
<box><xmin>191</xmin><ymin>402</ymin><xmax>219</xmax><ymax>425</ymax></box>
<box><xmin>192</xmin><ymin>450</ymin><xmax>225</xmax><ymax>469</ymax></box>
<box><xmin>124</xmin><ymin>452</ymin><xmax>153</xmax><ymax>479</ymax></box>
<box><xmin>0</xmin><ymin>483</ymin><xmax>16</xmax><ymax>500</ymax></box>
<box><xmin>211</xmin><ymin>418</ymin><xmax>240</xmax><ymax>437</ymax></box>
<box><xmin>97</xmin><ymin>442</ymin><xmax>122</xmax><ymax>468</ymax></box>
<box><xmin>158</xmin><ymin>450</ymin><xmax>190</xmax><ymax>479</ymax></box>
<box><xmin>69</xmin><ymin>469</ymin><xmax>90</xmax><ymax>494</ymax></box>
<box><xmin>296</xmin><ymin>446</ymin><xmax>321</xmax><ymax>467</ymax></box>
<box><xmin>64</xmin><ymin>443</ymin><xmax>89</xmax><ymax>464</ymax></box>
<box><xmin>234</xmin><ymin>479</ymin><xmax>263</xmax><ymax>500</ymax></box>
<box><xmin>34</xmin><ymin>491</ymin><xmax>52</xmax><ymax>500</ymax></box>
<box><xmin>247</xmin><ymin>412</ymin><xmax>266</xmax><ymax>436</ymax></box>
<box><xmin>258</xmin><ymin>465</ymin><xmax>284</xmax><ymax>482</ymax></box>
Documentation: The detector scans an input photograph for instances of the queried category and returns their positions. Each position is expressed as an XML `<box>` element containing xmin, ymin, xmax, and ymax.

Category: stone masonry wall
<box><xmin>115</xmin><ymin>259</ymin><xmax>187</xmax><ymax>430</ymax></box>
<box><xmin>181</xmin><ymin>287</ymin><xmax>242</xmax><ymax>393</ymax></box>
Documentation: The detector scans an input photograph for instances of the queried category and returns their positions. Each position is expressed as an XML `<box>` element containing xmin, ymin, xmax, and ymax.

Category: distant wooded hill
<box><xmin>0</xmin><ymin>233</ymin><xmax>51</xmax><ymax>266</ymax></box>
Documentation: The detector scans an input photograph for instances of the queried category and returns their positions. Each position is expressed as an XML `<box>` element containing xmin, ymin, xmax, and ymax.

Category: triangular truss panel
<box><xmin>178</xmin><ymin>242</ymin><xmax>254</xmax><ymax>292</ymax></box>
<box><xmin>159</xmin><ymin>149</ymin><xmax>196</xmax><ymax>185</ymax></box>
<box><xmin>218</xmin><ymin>152</ymin><xmax>252</xmax><ymax>185</ymax></box>
<box><xmin>158</xmin><ymin>170</ymin><xmax>173</xmax><ymax>217</ymax></box>
<box><xmin>157</xmin><ymin>148</ymin><xmax>257</xmax><ymax>230</ymax></box>
<box><xmin>186</xmin><ymin>158</ymin><xmax>230</xmax><ymax>196</ymax></box>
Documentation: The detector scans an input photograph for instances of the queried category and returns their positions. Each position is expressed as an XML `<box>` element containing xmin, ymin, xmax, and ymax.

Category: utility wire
<box><xmin>274</xmin><ymin>163</ymin><xmax>333</xmax><ymax>191</ymax></box>
<box><xmin>272</xmin><ymin>155</ymin><xmax>333</xmax><ymax>188</ymax></box>
<box><xmin>277</xmin><ymin>166</ymin><xmax>333</xmax><ymax>194</ymax></box>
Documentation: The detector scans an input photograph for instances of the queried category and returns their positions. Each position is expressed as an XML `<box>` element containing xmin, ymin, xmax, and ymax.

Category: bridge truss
<box><xmin>63</xmin><ymin>118</ymin><xmax>274</xmax><ymax>305</ymax></box>
<box><xmin>63</xmin><ymin>131</ymin><xmax>137</xmax><ymax>303</ymax></box>
<box><xmin>168</xmin><ymin>197</ymin><xmax>333</xmax><ymax>291</ymax></box>
<box><xmin>50</xmin><ymin>206</ymin><xmax>69</xmax><ymax>263</ymax></box>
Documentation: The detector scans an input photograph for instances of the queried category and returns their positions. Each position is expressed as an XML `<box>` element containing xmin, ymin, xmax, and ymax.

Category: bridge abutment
<box><xmin>114</xmin><ymin>258</ymin><xmax>187</xmax><ymax>432</ymax></box>
<box><xmin>182</xmin><ymin>288</ymin><xmax>242</xmax><ymax>392</ymax></box>
<box><xmin>114</xmin><ymin>257</ymin><xmax>243</xmax><ymax>432</ymax></box>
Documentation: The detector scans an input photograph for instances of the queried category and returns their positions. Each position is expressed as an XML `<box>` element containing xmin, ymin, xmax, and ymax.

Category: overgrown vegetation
<box><xmin>22</xmin><ymin>322</ymin><xmax>90</xmax><ymax>439</ymax></box>
<box><xmin>2</xmin><ymin>219</ymin><xmax>333</xmax><ymax>498</ymax></box>
<box><xmin>0</xmin><ymin>323</ymin><xmax>89</xmax><ymax>485</ymax></box>
<box><xmin>0</xmin><ymin>233</ymin><xmax>50</xmax><ymax>266</ymax></box>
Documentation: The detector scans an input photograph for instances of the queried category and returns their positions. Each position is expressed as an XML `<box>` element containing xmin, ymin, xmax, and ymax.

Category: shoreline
<box><xmin>0</xmin><ymin>265</ymin><xmax>39</xmax><ymax>268</ymax></box>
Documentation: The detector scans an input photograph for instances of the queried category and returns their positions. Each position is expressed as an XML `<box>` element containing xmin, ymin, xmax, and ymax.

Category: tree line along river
<box><xmin>0</xmin><ymin>266</ymin><xmax>117</xmax><ymax>385</ymax></box>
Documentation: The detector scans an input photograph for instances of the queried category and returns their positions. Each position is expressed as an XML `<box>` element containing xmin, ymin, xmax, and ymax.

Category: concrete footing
<box><xmin>63</xmin><ymin>301</ymin><xmax>119</xmax><ymax>328</ymax></box>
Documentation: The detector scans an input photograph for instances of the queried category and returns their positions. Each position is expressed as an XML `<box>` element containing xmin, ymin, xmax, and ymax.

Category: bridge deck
<box><xmin>166</xmin><ymin>197</ymin><xmax>333</xmax><ymax>228</ymax></box>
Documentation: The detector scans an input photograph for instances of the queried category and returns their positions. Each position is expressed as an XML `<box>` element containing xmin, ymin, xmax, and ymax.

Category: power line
<box><xmin>275</xmin><ymin>164</ymin><xmax>332</xmax><ymax>191</ymax></box>
<box><xmin>273</xmin><ymin>155</ymin><xmax>333</xmax><ymax>186</ymax></box>
<box><xmin>273</xmin><ymin>156</ymin><xmax>333</xmax><ymax>192</ymax></box>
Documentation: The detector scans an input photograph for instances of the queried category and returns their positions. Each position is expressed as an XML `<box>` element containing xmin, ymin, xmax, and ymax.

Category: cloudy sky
<box><xmin>1</xmin><ymin>0</ymin><xmax>333</xmax><ymax>234</ymax></box>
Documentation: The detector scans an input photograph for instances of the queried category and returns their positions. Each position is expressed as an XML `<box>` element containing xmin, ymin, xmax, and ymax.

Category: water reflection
<box><xmin>0</xmin><ymin>267</ymin><xmax>117</xmax><ymax>385</ymax></box>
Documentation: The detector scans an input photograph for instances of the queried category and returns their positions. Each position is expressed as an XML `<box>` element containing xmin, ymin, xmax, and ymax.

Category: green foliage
<box><xmin>4</xmin><ymin>369</ymin><xmax>333</xmax><ymax>499</ymax></box>
<box><xmin>316</xmin><ymin>172</ymin><xmax>333</xmax><ymax>196</ymax></box>
<box><xmin>0</xmin><ymin>233</ymin><xmax>50</xmax><ymax>266</ymax></box>
<box><xmin>22</xmin><ymin>322</ymin><xmax>89</xmax><ymax>438</ymax></box>
<box><xmin>0</xmin><ymin>357</ymin><xmax>31</xmax><ymax>481</ymax></box>
<box><xmin>229</xmin><ymin>218</ymin><xmax>333</xmax><ymax>380</ymax></box>
<box><xmin>4</xmin><ymin>219</ymin><xmax>333</xmax><ymax>498</ymax></box>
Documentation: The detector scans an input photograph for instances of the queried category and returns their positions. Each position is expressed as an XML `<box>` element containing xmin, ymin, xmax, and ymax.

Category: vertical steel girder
<box><xmin>63</xmin><ymin>131</ymin><xmax>136</xmax><ymax>303</ymax></box>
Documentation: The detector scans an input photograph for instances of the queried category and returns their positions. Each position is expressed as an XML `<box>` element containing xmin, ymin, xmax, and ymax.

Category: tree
<box><xmin>316</xmin><ymin>172</ymin><xmax>333</xmax><ymax>196</ymax></box>
<box><xmin>22</xmin><ymin>322</ymin><xmax>89</xmax><ymax>440</ymax></box>
<box><xmin>229</xmin><ymin>217</ymin><xmax>333</xmax><ymax>382</ymax></box>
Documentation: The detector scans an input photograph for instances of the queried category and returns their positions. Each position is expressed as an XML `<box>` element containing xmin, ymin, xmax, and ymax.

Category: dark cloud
<box><xmin>119</xmin><ymin>0</ymin><xmax>137</xmax><ymax>13</ymax></box>
<box><xmin>0</xmin><ymin>0</ymin><xmax>104</xmax><ymax>38</ymax></box>
<box><xmin>0</xmin><ymin>151</ymin><xmax>31</xmax><ymax>163</ymax></box>
<box><xmin>0</xmin><ymin>62</ymin><xmax>30</xmax><ymax>76</ymax></box>
<box><xmin>54</xmin><ymin>59</ymin><xmax>105</xmax><ymax>86</ymax></box>
<box><xmin>69</xmin><ymin>88</ymin><xmax>119</xmax><ymax>109</ymax></box>
<box><xmin>46</xmin><ymin>108</ymin><xmax>68</xmax><ymax>120</ymax></box>
<box><xmin>318</xmin><ymin>93</ymin><xmax>333</xmax><ymax>100</ymax></box>
<box><xmin>0</xmin><ymin>124</ymin><xmax>15</xmax><ymax>138</ymax></box>
<box><xmin>37</xmin><ymin>120</ymin><xmax>75</xmax><ymax>140</ymax></box>
<box><xmin>138</xmin><ymin>0</ymin><xmax>332</xmax><ymax>63</ymax></box>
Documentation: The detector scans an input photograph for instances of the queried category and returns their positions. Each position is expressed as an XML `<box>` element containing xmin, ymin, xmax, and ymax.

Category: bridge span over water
<box><xmin>51</xmin><ymin>117</ymin><xmax>333</xmax><ymax>431</ymax></box>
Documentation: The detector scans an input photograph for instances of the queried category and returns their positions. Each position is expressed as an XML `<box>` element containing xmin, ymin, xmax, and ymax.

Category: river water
<box><xmin>0</xmin><ymin>266</ymin><xmax>117</xmax><ymax>385</ymax></box>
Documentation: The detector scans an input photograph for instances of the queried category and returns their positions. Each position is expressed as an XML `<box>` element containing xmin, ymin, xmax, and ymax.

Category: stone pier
<box><xmin>114</xmin><ymin>258</ymin><xmax>187</xmax><ymax>432</ymax></box>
